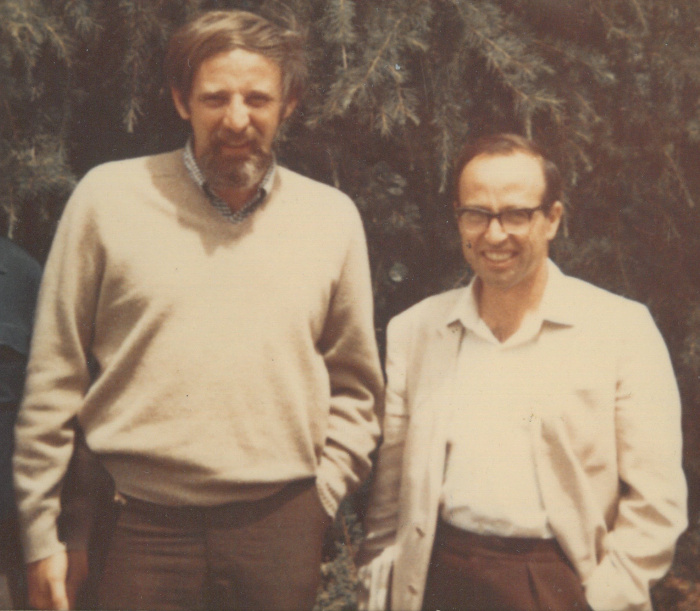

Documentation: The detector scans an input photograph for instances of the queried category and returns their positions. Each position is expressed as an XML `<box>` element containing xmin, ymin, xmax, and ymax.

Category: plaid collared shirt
<box><xmin>183</xmin><ymin>140</ymin><xmax>275</xmax><ymax>224</ymax></box>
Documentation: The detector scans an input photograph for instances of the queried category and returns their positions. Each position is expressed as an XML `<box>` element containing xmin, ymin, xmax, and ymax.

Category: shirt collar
<box><xmin>445</xmin><ymin>259</ymin><xmax>576</xmax><ymax>334</ymax></box>
<box><xmin>536</xmin><ymin>260</ymin><xmax>578</xmax><ymax>327</ymax></box>
<box><xmin>183</xmin><ymin>139</ymin><xmax>276</xmax><ymax>224</ymax></box>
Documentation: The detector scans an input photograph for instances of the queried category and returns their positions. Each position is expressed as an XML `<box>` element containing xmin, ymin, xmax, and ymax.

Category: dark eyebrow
<box><xmin>198</xmin><ymin>91</ymin><xmax>227</xmax><ymax>100</ymax></box>
<box><xmin>459</xmin><ymin>204</ymin><xmax>530</xmax><ymax>211</ymax></box>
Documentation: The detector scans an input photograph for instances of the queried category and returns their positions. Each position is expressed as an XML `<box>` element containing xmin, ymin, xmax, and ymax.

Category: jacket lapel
<box><xmin>402</xmin><ymin>315</ymin><xmax>465</xmax><ymax>546</ymax></box>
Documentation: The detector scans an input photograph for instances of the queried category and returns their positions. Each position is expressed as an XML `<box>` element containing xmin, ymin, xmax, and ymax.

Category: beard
<box><xmin>198</xmin><ymin>130</ymin><xmax>273</xmax><ymax>193</ymax></box>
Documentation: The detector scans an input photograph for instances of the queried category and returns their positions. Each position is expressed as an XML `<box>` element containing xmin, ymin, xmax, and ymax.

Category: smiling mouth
<box><xmin>483</xmin><ymin>251</ymin><xmax>515</xmax><ymax>263</ymax></box>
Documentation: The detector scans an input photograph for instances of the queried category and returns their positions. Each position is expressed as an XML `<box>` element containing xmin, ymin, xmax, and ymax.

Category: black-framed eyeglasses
<box><xmin>454</xmin><ymin>204</ymin><xmax>550</xmax><ymax>233</ymax></box>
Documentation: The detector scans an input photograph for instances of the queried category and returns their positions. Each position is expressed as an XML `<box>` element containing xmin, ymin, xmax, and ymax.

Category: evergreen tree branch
<box><xmin>663</xmin><ymin>145</ymin><xmax>696</xmax><ymax>209</ymax></box>
<box><xmin>590</xmin><ymin>0</ymin><xmax>633</xmax><ymax>41</ymax></box>
<box><xmin>628</xmin><ymin>0</ymin><xmax>650</xmax><ymax>35</ymax></box>
<box><xmin>319</xmin><ymin>0</ymin><xmax>357</xmax><ymax>69</ymax></box>
<box><xmin>316</xmin><ymin>0</ymin><xmax>429</xmax><ymax>135</ymax></box>
<box><xmin>351</xmin><ymin>15</ymin><xmax>407</xmax><ymax>101</ymax></box>
<box><xmin>451</xmin><ymin>1</ymin><xmax>548</xmax><ymax>83</ymax></box>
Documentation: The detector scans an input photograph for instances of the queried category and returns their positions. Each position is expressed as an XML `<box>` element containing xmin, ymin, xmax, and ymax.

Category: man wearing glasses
<box><xmin>359</xmin><ymin>133</ymin><xmax>687</xmax><ymax>611</ymax></box>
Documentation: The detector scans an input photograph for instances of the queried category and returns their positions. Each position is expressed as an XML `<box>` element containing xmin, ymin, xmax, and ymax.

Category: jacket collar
<box><xmin>443</xmin><ymin>260</ymin><xmax>578</xmax><ymax>337</ymax></box>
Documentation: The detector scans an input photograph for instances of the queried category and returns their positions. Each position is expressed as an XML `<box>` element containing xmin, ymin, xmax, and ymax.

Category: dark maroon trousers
<box><xmin>96</xmin><ymin>479</ymin><xmax>331</xmax><ymax>611</ymax></box>
<box><xmin>421</xmin><ymin>520</ymin><xmax>591</xmax><ymax>611</ymax></box>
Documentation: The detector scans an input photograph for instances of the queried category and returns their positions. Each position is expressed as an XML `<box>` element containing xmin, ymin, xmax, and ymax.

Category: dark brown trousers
<box><xmin>422</xmin><ymin>520</ymin><xmax>590</xmax><ymax>611</ymax></box>
<box><xmin>97</xmin><ymin>479</ymin><xmax>330</xmax><ymax>611</ymax></box>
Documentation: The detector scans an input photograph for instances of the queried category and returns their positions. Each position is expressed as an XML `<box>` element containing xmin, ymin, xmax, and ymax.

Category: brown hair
<box><xmin>164</xmin><ymin>10</ymin><xmax>307</xmax><ymax>107</ymax></box>
<box><xmin>453</xmin><ymin>133</ymin><xmax>563</xmax><ymax>209</ymax></box>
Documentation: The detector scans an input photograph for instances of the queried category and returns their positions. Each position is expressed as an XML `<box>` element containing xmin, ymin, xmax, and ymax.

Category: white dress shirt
<box><xmin>441</xmin><ymin>293</ymin><xmax>555</xmax><ymax>537</ymax></box>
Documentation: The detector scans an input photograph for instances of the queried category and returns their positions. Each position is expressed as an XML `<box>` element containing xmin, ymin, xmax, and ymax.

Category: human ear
<box><xmin>171</xmin><ymin>87</ymin><xmax>191</xmax><ymax>121</ymax></box>
<box><xmin>281</xmin><ymin>97</ymin><xmax>298</xmax><ymax>121</ymax></box>
<box><xmin>545</xmin><ymin>201</ymin><xmax>564</xmax><ymax>239</ymax></box>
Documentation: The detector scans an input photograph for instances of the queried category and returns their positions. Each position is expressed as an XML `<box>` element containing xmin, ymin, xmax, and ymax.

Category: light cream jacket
<box><xmin>360</xmin><ymin>263</ymin><xmax>687</xmax><ymax>611</ymax></box>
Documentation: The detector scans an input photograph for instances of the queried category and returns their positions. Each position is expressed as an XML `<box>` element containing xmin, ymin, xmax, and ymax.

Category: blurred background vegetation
<box><xmin>2</xmin><ymin>0</ymin><xmax>700</xmax><ymax>608</ymax></box>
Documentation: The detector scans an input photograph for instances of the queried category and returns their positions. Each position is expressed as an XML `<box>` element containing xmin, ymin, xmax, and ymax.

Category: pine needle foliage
<box><xmin>3</xmin><ymin>0</ymin><xmax>700</xmax><ymax>607</ymax></box>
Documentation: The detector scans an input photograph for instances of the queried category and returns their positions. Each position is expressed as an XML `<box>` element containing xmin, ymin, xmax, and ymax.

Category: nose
<box><xmin>483</xmin><ymin>215</ymin><xmax>508</xmax><ymax>242</ymax></box>
<box><xmin>223</xmin><ymin>97</ymin><xmax>250</xmax><ymax>133</ymax></box>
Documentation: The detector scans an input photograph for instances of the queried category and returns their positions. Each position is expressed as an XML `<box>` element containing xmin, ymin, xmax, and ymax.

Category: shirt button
<box><xmin>415</xmin><ymin>524</ymin><xmax>425</xmax><ymax>536</ymax></box>
<box><xmin>408</xmin><ymin>584</ymin><xmax>418</xmax><ymax>594</ymax></box>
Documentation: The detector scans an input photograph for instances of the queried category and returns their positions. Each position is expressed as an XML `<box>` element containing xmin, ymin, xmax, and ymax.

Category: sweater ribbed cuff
<box><xmin>21</xmin><ymin>517</ymin><xmax>66</xmax><ymax>564</ymax></box>
<box><xmin>316</xmin><ymin>478</ymin><xmax>340</xmax><ymax>518</ymax></box>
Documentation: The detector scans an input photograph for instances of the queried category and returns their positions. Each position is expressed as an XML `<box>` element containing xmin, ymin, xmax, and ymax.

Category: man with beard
<box><xmin>14</xmin><ymin>10</ymin><xmax>383</xmax><ymax>611</ymax></box>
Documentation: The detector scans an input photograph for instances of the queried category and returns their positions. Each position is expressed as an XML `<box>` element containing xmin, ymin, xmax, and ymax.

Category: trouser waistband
<box><xmin>115</xmin><ymin>478</ymin><xmax>316</xmax><ymax>524</ymax></box>
<box><xmin>436</xmin><ymin>519</ymin><xmax>569</xmax><ymax>562</ymax></box>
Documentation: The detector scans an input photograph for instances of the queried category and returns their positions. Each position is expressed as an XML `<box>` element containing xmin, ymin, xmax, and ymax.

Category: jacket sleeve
<box><xmin>357</xmin><ymin>314</ymin><xmax>412</xmax><ymax>610</ymax></box>
<box><xmin>315</xmin><ymin>207</ymin><xmax>384</xmax><ymax>517</ymax></box>
<box><xmin>584</xmin><ymin>306</ymin><xmax>687</xmax><ymax>611</ymax></box>
<box><xmin>361</xmin><ymin>314</ymin><xmax>411</xmax><ymax>552</ymax></box>
<box><xmin>13</xmin><ymin>176</ymin><xmax>104</xmax><ymax>563</ymax></box>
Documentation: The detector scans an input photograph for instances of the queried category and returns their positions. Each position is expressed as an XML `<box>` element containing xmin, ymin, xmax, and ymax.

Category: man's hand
<box><xmin>26</xmin><ymin>549</ymin><xmax>89</xmax><ymax>610</ymax></box>
<box><xmin>26</xmin><ymin>552</ymin><xmax>70</xmax><ymax>610</ymax></box>
<box><xmin>356</xmin><ymin>545</ymin><xmax>394</xmax><ymax>611</ymax></box>
<box><xmin>66</xmin><ymin>549</ymin><xmax>89</xmax><ymax>609</ymax></box>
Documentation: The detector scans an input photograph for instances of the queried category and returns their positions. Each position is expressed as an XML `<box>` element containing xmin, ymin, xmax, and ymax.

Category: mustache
<box><xmin>212</xmin><ymin>130</ymin><xmax>261</xmax><ymax>151</ymax></box>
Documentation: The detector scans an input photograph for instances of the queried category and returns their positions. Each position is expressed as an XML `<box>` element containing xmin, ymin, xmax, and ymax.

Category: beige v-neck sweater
<box><xmin>14</xmin><ymin>150</ymin><xmax>383</xmax><ymax>563</ymax></box>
